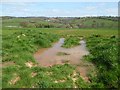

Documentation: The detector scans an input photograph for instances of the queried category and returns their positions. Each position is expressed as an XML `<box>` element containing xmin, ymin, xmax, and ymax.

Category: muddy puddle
<box><xmin>34</xmin><ymin>38</ymin><xmax>93</xmax><ymax>81</ymax></box>
<box><xmin>34</xmin><ymin>38</ymin><xmax>89</xmax><ymax>67</ymax></box>
<box><xmin>1</xmin><ymin>61</ymin><xmax>15</xmax><ymax>68</ymax></box>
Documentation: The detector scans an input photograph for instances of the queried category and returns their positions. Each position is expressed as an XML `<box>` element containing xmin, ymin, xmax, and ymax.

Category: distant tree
<box><xmin>93</xmin><ymin>20</ymin><xmax>96</xmax><ymax>23</ymax></box>
<box><xmin>35</xmin><ymin>23</ymin><xmax>43</xmax><ymax>28</ymax></box>
<box><xmin>34</xmin><ymin>23</ymin><xmax>54</xmax><ymax>28</ymax></box>
<box><xmin>20</xmin><ymin>22</ymin><xmax>29</xmax><ymax>27</ymax></box>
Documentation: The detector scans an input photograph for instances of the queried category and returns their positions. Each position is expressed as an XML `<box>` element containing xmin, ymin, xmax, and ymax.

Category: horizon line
<box><xmin>1</xmin><ymin>15</ymin><xmax>118</xmax><ymax>18</ymax></box>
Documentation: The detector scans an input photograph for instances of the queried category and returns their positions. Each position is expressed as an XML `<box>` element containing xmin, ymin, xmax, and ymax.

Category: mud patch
<box><xmin>9</xmin><ymin>73</ymin><xmax>20</xmax><ymax>85</ymax></box>
<box><xmin>25</xmin><ymin>61</ymin><xmax>37</xmax><ymax>68</ymax></box>
<box><xmin>1</xmin><ymin>61</ymin><xmax>15</xmax><ymax>68</ymax></box>
<box><xmin>31</xmin><ymin>72</ymin><xmax>37</xmax><ymax>77</ymax></box>
<box><xmin>76</xmin><ymin>67</ymin><xmax>89</xmax><ymax>81</ymax></box>
<box><xmin>71</xmin><ymin>71</ymin><xmax>79</xmax><ymax>88</ymax></box>
<box><xmin>75</xmin><ymin>59</ymin><xmax>95</xmax><ymax>82</ymax></box>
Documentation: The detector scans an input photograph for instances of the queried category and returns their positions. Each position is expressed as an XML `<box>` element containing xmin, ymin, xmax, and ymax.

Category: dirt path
<box><xmin>34</xmin><ymin>38</ymin><xmax>93</xmax><ymax>81</ymax></box>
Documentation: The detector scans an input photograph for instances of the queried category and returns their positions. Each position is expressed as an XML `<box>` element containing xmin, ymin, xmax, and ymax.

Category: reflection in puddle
<box><xmin>34</xmin><ymin>38</ymin><xmax>89</xmax><ymax>67</ymax></box>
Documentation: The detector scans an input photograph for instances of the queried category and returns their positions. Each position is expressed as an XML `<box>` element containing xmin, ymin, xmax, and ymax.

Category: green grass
<box><xmin>37</xmin><ymin>64</ymin><xmax>75</xmax><ymax>88</ymax></box>
<box><xmin>2</xmin><ymin>30</ymin><xmax>59</xmax><ymax>88</ymax></box>
<box><xmin>2</xmin><ymin>27</ymin><xmax>119</xmax><ymax>88</ymax></box>
<box><xmin>1</xmin><ymin>16</ymin><xmax>119</xmax><ymax>88</ymax></box>
<box><xmin>2</xmin><ymin>30</ymin><xmax>59</xmax><ymax>63</ymax></box>
<box><xmin>2</xmin><ymin>28</ymin><xmax>118</xmax><ymax>38</ymax></box>
<box><xmin>2</xmin><ymin>29</ymin><xmax>90</xmax><ymax>88</ymax></box>
<box><xmin>62</xmin><ymin>36</ymin><xmax>80</xmax><ymax>48</ymax></box>
<box><xmin>85</xmin><ymin>35</ymin><xmax>119</xmax><ymax>88</ymax></box>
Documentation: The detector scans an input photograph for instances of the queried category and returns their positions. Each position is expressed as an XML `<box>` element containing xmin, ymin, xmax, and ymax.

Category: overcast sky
<box><xmin>1</xmin><ymin>2</ymin><xmax>118</xmax><ymax>17</ymax></box>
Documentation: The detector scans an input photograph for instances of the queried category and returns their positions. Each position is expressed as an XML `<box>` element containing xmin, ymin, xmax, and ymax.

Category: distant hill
<box><xmin>2</xmin><ymin>16</ymin><xmax>118</xmax><ymax>29</ymax></box>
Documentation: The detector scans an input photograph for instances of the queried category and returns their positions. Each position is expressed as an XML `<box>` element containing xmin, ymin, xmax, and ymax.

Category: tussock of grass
<box><xmin>62</xmin><ymin>37</ymin><xmax>80</xmax><ymax>48</ymax></box>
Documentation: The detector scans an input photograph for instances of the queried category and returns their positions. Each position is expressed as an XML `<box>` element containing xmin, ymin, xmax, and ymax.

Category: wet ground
<box><xmin>34</xmin><ymin>38</ymin><xmax>89</xmax><ymax>67</ymax></box>
<box><xmin>34</xmin><ymin>38</ymin><xmax>93</xmax><ymax>81</ymax></box>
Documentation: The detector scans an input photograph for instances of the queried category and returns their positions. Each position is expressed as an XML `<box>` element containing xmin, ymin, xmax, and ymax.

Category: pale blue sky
<box><xmin>1</xmin><ymin>0</ymin><xmax>119</xmax><ymax>2</ymax></box>
<box><xmin>1</xmin><ymin>2</ymin><xmax>118</xmax><ymax>17</ymax></box>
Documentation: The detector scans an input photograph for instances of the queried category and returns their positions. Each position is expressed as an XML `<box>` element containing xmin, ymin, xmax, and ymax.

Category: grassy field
<box><xmin>2</xmin><ymin>28</ymin><xmax>118</xmax><ymax>37</ymax></box>
<box><xmin>1</xmin><ymin>17</ymin><xmax>119</xmax><ymax>88</ymax></box>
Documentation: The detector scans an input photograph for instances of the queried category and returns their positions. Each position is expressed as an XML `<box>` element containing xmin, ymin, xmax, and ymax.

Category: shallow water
<box><xmin>34</xmin><ymin>38</ymin><xmax>89</xmax><ymax>67</ymax></box>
